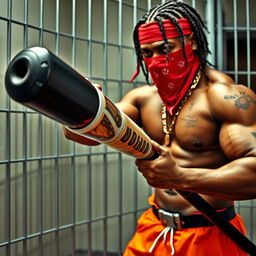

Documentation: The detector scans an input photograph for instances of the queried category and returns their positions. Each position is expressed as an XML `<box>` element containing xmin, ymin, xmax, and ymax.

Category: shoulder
<box><xmin>205</xmin><ymin>67</ymin><xmax>234</xmax><ymax>84</ymax></box>
<box><xmin>116</xmin><ymin>85</ymin><xmax>158</xmax><ymax>122</ymax></box>
<box><xmin>120</xmin><ymin>85</ymin><xmax>158</xmax><ymax>105</ymax></box>
<box><xmin>207</xmin><ymin>81</ymin><xmax>256</xmax><ymax>124</ymax></box>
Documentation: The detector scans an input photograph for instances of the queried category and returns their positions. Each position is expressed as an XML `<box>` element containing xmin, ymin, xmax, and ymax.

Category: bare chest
<box><xmin>140</xmin><ymin>91</ymin><xmax>220</xmax><ymax>154</ymax></box>
<box><xmin>173</xmin><ymin>99</ymin><xmax>219</xmax><ymax>151</ymax></box>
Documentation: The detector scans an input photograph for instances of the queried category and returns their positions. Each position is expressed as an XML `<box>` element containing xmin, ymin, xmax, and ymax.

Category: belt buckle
<box><xmin>158</xmin><ymin>209</ymin><xmax>182</xmax><ymax>230</ymax></box>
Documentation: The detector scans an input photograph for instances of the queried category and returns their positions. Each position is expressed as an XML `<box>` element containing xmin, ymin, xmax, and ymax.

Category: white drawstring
<box><xmin>170</xmin><ymin>227</ymin><xmax>175</xmax><ymax>255</ymax></box>
<box><xmin>149</xmin><ymin>226</ymin><xmax>175</xmax><ymax>255</ymax></box>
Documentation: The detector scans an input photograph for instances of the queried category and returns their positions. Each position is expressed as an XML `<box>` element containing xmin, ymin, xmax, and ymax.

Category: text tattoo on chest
<box><xmin>182</xmin><ymin>103</ymin><xmax>197</xmax><ymax>128</ymax></box>
<box><xmin>182</xmin><ymin>115</ymin><xmax>197</xmax><ymax>128</ymax></box>
<box><xmin>224</xmin><ymin>91</ymin><xmax>256</xmax><ymax>110</ymax></box>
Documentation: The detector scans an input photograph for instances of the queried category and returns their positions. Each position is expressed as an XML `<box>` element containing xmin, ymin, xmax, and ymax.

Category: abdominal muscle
<box><xmin>154</xmin><ymin>190</ymin><xmax>233</xmax><ymax>215</ymax></box>
<box><xmin>154</xmin><ymin>141</ymin><xmax>234</xmax><ymax>215</ymax></box>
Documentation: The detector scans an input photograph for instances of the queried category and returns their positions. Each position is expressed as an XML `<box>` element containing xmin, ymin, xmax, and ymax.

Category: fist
<box><xmin>135</xmin><ymin>140</ymin><xmax>180</xmax><ymax>189</ymax></box>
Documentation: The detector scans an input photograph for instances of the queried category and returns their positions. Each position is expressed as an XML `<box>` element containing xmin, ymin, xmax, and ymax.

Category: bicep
<box><xmin>219</xmin><ymin>123</ymin><xmax>256</xmax><ymax>160</ymax></box>
<box><xmin>208</xmin><ymin>83</ymin><xmax>256</xmax><ymax>159</ymax></box>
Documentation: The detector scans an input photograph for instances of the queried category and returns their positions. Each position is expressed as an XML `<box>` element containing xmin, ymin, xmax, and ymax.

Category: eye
<box><xmin>161</xmin><ymin>47</ymin><xmax>169</xmax><ymax>54</ymax></box>
<box><xmin>141</xmin><ymin>49</ymin><xmax>152</xmax><ymax>58</ymax></box>
<box><xmin>161</xmin><ymin>45</ymin><xmax>174</xmax><ymax>54</ymax></box>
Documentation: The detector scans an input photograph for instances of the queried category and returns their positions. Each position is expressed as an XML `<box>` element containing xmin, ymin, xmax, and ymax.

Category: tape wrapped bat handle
<box><xmin>5</xmin><ymin>47</ymin><xmax>256</xmax><ymax>255</ymax></box>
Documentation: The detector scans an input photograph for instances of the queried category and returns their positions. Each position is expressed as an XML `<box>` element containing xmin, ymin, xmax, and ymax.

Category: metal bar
<box><xmin>38</xmin><ymin>122</ymin><xmax>43</xmax><ymax>256</ymax></box>
<box><xmin>222</xmin><ymin>26</ymin><xmax>256</xmax><ymax>31</ymax></box>
<box><xmin>87</xmin><ymin>154</ymin><xmax>92</xmax><ymax>256</ymax></box>
<box><xmin>23</xmin><ymin>1</ymin><xmax>29</xmax><ymax>255</ymax></box>
<box><xmin>71</xmin><ymin>0</ymin><xmax>76</xmax><ymax>67</ymax></box>
<box><xmin>38</xmin><ymin>1</ymin><xmax>44</xmax><ymax>255</ymax></box>
<box><xmin>54</xmin><ymin>0</ymin><xmax>60</xmax><ymax>251</ymax></box>
<box><xmin>132</xmin><ymin>0</ymin><xmax>139</xmax><ymax>232</ymax></box>
<box><xmin>22</xmin><ymin>117</ymin><xmax>28</xmax><ymax>256</ymax></box>
<box><xmin>245</xmin><ymin>0</ymin><xmax>253</xmax><ymax>241</ymax></box>
<box><xmin>132</xmin><ymin>0</ymin><xmax>139</xmax><ymax>88</ymax></box>
<box><xmin>71</xmin><ymin>1</ymin><xmax>77</xmax><ymax>255</ymax></box>
<box><xmin>147</xmin><ymin>0</ymin><xmax>151</xmax><ymax>11</ymax></box>
<box><xmin>54</xmin><ymin>158</ymin><xmax>60</xmax><ymax>256</ymax></box>
<box><xmin>23</xmin><ymin>0</ymin><xmax>28</xmax><ymax>48</ymax></box>
<box><xmin>71</xmin><ymin>156</ymin><xmax>76</xmax><ymax>256</ymax></box>
<box><xmin>118</xmin><ymin>153</ymin><xmax>123</xmax><ymax>256</ymax></box>
<box><xmin>246</xmin><ymin>0</ymin><xmax>251</xmax><ymax>89</ymax></box>
<box><xmin>233</xmin><ymin>0</ymin><xmax>238</xmax><ymax>82</ymax></box>
<box><xmin>205</xmin><ymin>0</ymin><xmax>216</xmax><ymax>66</ymax></box>
<box><xmin>1</xmin><ymin>15</ymin><xmax>256</xmax><ymax>36</ymax></box>
<box><xmin>6</xmin><ymin>0</ymin><xmax>12</xmax><ymax>254</ymax></box>
<box><xmin>103</xmin><ymin>153</ymin><xmax>108</xmax><ymax>256</ymax></box>
<box><xmin>54</xmin><ymin>121</ymin><xmax>60</xmax><ymax>255</ymax></box>
<box><xmin>118</xmin><ymin>1</ymin><xmax>123</xmax><ymax>254</ymax></box>
<box><xmin>55</xmin><ymin>0</ymin><xmax>60</xmax><ymax>54</ymax></box>
<box><xmin>87</xmin><ymin>1</ymin><xmax>93</xmax><ymax>255</ymax></box>
<box><xmin>217</xmin><ymin>0</ymin><xmax>224</xmax><ymax>70</ymax></box>
<box><xmin>0</xmin><ymin>150</ymin><xmax>122</xmax><ymax>166</ymax></box>
<box><xmin>39</xmin><ymin>0</ymin><xmax>44</xmax><ymax>46</ymax></box>
<box><xmin>191</xmin><ymin>0</ymin><xmax>196</xmax><ymax>8</ymax></box>
<box><xmin>103</xmin><ymin>0</ymin><xmax>108</xmax><ymax>255</ymax></box>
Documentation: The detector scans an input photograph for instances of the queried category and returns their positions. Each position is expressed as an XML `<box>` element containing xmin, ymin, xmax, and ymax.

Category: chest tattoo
<box><xmin>182</xmin><ymin>115</ymin><xmax>197</xmax><ymax>128</ymax></box>
<box><xmin>188</xmin><ymin>102</ymin><xmax>195</xmax><ymax>111</ymax></box>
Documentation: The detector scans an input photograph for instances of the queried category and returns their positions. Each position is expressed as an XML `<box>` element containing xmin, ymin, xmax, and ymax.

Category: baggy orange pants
<box><xmin>123</xmin><ymin>196</ymin><xmax>247</xmax><ymax>256</ymax></box>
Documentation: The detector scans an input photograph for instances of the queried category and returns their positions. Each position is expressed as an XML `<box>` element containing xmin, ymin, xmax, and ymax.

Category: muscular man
<box><xmin>64</xmin><ymin>1</ymin><xmax>256</xmax><ymax>255</ymax></box>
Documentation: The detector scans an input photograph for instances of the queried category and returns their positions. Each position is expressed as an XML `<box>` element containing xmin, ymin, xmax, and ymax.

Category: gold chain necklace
<box><xmin>161</xmin><ymin>71</ymin><xmax>202</xmax><ymax>146</ymax></box>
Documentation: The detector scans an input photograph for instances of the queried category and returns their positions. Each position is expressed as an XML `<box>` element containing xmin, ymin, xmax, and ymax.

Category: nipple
<box><xmin>192</xmin><ymin>139</ymin><xmax>203</xmax><ymax>148</ymax></box>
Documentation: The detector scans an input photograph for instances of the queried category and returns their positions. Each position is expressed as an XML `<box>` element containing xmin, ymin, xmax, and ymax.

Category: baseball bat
<box><xmin>5</xmin><ymin>46</ymin><xmax>156</xmax><ymax>160</ymax></box>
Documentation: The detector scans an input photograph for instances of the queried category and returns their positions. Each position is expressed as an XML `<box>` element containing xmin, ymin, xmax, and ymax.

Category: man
<box><xmin>64</xmin><ymin>1</ymin><xmax>256</xmax><ymax>255</ymax></box>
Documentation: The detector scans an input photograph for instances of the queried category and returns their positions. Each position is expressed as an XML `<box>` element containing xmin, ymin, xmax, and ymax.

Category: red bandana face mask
<box><xmin>144</xmin><ymin>42</ymin><xmax>200</xmax><ymax>115</ymax></box>
<box><xmin>130</xmin><ymin>19</ymin><xmax>200</xmax><ymax>115</ymax></box>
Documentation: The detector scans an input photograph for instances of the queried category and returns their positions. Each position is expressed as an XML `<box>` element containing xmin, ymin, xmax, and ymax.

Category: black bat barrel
<box><xmin>5</xmin><ymin>47</ymin><xmax>99</xmax><ymax>128</ymax></box>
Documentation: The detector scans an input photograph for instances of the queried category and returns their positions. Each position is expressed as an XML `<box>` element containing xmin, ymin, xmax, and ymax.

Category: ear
<box><xmin>188</xmin><ymin>33</ymin><xmax>197</xmax><ymax>50</ymax></box>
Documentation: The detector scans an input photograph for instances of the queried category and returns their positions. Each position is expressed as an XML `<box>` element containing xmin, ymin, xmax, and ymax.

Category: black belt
<box><xmin>152</xmin><ymin>205</ymin><xmax>236</xmax><ymax>229</ymax></box>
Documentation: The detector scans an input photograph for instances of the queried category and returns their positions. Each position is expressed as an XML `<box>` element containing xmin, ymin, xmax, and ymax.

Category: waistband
<box><xmin>152</xmin><ymin>205</ymin><xmax>236</xmax><ymax>229</ymax></box>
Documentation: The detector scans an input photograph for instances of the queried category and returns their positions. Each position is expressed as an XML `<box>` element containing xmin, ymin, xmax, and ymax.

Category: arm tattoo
<box><xmin>224</xmin><ymin>91</ymin><xmax>256</xmax><ymax>110</ymax></box>
<box><xmin>234</xmin><ymin>96</ymin><xmax>250</xmax><ymax>110</ymax></box>
<box><xmin>251</xmin><ymin>132</ymin><xmax>256</xmax><ymax>138</ymax></box>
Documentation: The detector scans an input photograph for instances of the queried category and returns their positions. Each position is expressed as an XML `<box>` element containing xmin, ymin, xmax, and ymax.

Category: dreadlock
<box><xmin>133</xmin><ymin>0</ymin><xmax>211</xmax><ymax>84</ymax></box>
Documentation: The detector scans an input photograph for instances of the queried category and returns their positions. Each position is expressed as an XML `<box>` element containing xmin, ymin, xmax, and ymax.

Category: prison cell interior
<box><xmin>0</xmin><ymin>0</ymin><xmax>255</xmax><ymax>255</ymax></box>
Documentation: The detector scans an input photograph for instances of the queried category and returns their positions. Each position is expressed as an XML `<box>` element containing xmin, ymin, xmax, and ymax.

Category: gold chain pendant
<box><xmin>161</xmin><ymin>71</ymin><xmax>201</xmax><ymax>146</ymax></box>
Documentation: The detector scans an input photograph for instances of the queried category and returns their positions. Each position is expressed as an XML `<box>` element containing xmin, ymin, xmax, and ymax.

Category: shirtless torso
<box><xmin>116</xmin><ymin>67</ymin><xmax>253</xmax><ymax>215</ymax></box>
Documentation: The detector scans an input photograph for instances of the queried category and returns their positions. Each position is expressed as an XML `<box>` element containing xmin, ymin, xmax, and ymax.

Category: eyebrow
<box><xmin>154</xmin><ymin>42</ymin><xmax>166</xmax><ymax>49</ymax></box>
<box><xmin>141</xmin><ymin>41</ymin><xmax>175</xmax><ymax>50</ymax></box>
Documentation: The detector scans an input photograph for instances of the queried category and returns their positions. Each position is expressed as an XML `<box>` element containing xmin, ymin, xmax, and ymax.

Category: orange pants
<box><xmin>123</xmin><ymin>197</ymin><xmax>247</xmax><ymax>256</ymax></box>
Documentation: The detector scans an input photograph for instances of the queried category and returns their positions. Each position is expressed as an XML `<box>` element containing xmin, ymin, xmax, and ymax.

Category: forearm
<box><xmin>177</xmin><ymin>157</ymin><xmax>256</xmax><ymax>200</ymax></box>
